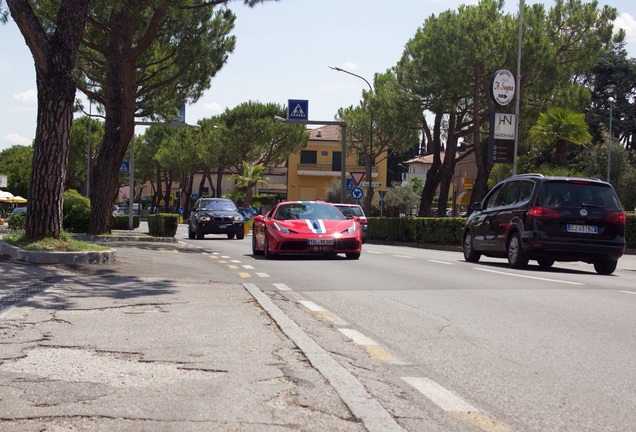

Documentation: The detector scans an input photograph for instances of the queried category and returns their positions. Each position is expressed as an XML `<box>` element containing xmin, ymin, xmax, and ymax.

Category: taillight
<box><xmin>527</xmin><ymin>206</ymin><xmax>560</xmax><ymax>219</ymax></box>
<box><xmin>606</xmin><ymin>212</ymin><xmax>626</xmax><ymax>225</ymax></box>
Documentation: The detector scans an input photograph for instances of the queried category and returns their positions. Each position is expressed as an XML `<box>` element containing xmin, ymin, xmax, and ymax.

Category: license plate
<box><xmin>308</xmin><ymin>239</ymin><xmax>334</xmax><ymax>246</ymax></box>
<box><xmin>567</xmin><ymin>224</ymin><xmax>598</xmax><ymax>234</ymax></box>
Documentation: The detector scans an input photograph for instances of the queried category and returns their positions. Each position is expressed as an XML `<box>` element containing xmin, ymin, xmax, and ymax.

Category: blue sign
<box><xmin>345</xmin><ymin>178</ymin><xmax>355</xmax><ymax>190</ymax></box>
<box><xmin>174</xmin><ymin>103</ymin><xmax>186</xmax><ymax>123</ymax></box>
<box><xmin>119</xmin><ymin>161</ymin><xmax>130</xmax><ymax>174</ymax></box>
<box><xmin>288</xmin><ymin>99</ymin><xmax>308</xmax><ymax>121</ymax></box>
<box><xmin>178</xmin><ymin>208</ymin><xmax>184</xmax><ymax>215</ymax></box>
<box><xmin>351</xmin><ymin>187</ymin><xmax>364</xmax><ymax>200</ymax></box>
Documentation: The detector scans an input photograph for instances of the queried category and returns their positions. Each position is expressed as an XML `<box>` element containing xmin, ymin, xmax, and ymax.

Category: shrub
<box><xmin>63</xmin><ymin>189</ymin><xmax>91</xmax><ymax>233</ymax></box>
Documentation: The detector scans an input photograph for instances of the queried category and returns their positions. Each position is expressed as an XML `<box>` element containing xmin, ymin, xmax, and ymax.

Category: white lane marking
<box><xmin>619</xmin><ymin>290</ymin><xmax>636</xmax><ymax>295</ymax></box>
<box><xmin>393</xmin><ymin>255</ymin><xmax>415</xmax><ymax>259</ymax></box>
<box><xmin>339</xmin><ymin>328</ymin><xmax>378</xmax><ymax>346</ymax></box>
<box><xmin>242</xmin><ymin>265</ymin><xmax>255</xmax><ymax>269</ymax></box>
<box><xmin>402</xmin><ymin>376</ymin><xmax>478</xmax><ymax>413</ymax></box>
<box><xmin>428</xmin><ymin>260</ymin><xmax>453</xmax><ymax>265</ymax></box>
<box><xmin>221</xmin><ymin>255</ymin><xmax>230</xmax><ymax>258</ymax></box>
<box><xmin>231</xmin><ymin>259</ymin><xmax>241</xmax><ymax>263</ymax></box>
<box><xmin>256</xmin><ymin>272</ymin><xmax>270</xmax><ymax>278</ymax></box>
<box><xmin>299</xmin><ymin>300</ymin><xmax>325</xmax><ymax>312</ymax></box>
<box><xmin>367</xmin><ymin>250</ymin><xmax>383</xmax><ymax>254</ymax></box>
<box><xmin>273</xmin><ymin>283</ymin><xmax>291</xmax><ymax>291</ymax></box>
<box><xmin>475</xmin><ymin>268</ymin><xmax>583</xmax><ymax>285</ymax></box>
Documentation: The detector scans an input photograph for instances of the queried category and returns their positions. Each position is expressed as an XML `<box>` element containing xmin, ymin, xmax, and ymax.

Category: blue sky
<box><xmin>0</xmin><ymin>0</ymin><xmax>635</xmax><ymax>152</ymax></box>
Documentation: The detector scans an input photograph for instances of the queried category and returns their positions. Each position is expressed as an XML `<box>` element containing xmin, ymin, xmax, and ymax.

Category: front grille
<box><xmin>213</xmin><ymin>216</ymin><xmax>233</xmax><ymax>222</ymax></box>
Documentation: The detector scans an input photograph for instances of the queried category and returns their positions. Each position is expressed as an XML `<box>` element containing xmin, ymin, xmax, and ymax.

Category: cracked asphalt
<box><xmin>0</xmin><ymin>242</ymin><xmax>367</xmax><ymax>432</ymax></box>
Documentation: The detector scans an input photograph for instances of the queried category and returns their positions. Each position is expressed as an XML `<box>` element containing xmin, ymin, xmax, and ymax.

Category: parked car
<box><xmin>252</xmin><ymin>201</ymin><xmax>362</xmax><ymax>259</ymax></box>
<box><xmin>113</xmin><ymin>205</ymin><xmax>126</xmax><ymax>216</ymax></box>
<box><xmin>333</xmin><ymin>203</ymin><xmax>367</xmax><ymax>243</ymax></box>
<box><xmin>188</xmin><ymin>197</ymin><xmax>245</xmax><ymax>240</ymax></box>
<box><xmin>462</xmin><ymin>174</ymin><xmax>626</xmax><ymax>275</ymax></box>
<box><xmin>10</xmin><ymin>207</ymin><xmax>27</xmax><ymax>218</ymax></box>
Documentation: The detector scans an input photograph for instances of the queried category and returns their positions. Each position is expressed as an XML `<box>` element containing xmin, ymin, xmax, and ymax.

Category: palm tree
<box><xmin>529</xmin><ymin>108</ymin><xmax>592</xmax><ymax>167</ymax></box>
<box><xmin>230</xmin><ymin>162</ymin><xmax>269</xmax><ymax>207</ymax></box>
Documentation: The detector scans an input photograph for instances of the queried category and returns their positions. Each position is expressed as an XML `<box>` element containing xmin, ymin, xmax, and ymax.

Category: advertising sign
<box><xmin>490</xmin><ymin>69</ymin><xmax>515</xmax><ymax>106</ymax></box>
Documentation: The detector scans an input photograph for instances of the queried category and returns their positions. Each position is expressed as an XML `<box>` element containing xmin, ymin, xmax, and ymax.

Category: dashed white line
<box><xmin>402</xmin><ymin>376</ymin><xmax>478</xmax><ymax>412</ymax></box>
<box><xmin>339</xmin><ymin>328</ymin><xmax>378</xmax><ymax>346</ymax></box>
<box><xmin>428</xmin><ymin>260</ymin><xmax>453</xmax><ymax>265</ymax></box>
<box><xmin>242</xmin><ymin>265</ymin><xmax>255</xmax><ymax>269</ymax></box>
<box><xmin>256</xmin><ymin>272</ymin><xmax>270</xmax><ymax>278</ymax></box>
<box><xmin>393</xmin><ymin>255</ymin><xmax>414</xmax><ymax>259</ymax></box>
<box><xmin>475</xmin><ymin>268</ymin><xmax>583</xmax><ymax>285</ymax></box>
<box><xmin>273</xmin><ymin>283</ymin><xmax>291</xmax><ymax>291</ymax></box>
<box><xmin>619</xmin><ymin>290</ymin><xmax>636</xmax><ymax>295</ymax></box>
<box><xmin>299</xmin><ymin>300</ymin><xmax>325</xmax><ymax>312</ymax></box>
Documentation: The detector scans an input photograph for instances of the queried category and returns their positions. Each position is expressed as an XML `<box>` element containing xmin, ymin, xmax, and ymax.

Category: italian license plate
<box><xmin>567</xmin><ymin>224</ymin><xmax>598</xmax><ymax>234</ymax></box>
<box><xmin>308</xmin><ymin>239</ymin><xmax>334</xmax><ymax>246</ymax></box>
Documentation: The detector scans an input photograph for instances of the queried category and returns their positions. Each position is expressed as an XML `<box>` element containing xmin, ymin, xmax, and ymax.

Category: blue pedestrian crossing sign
<box><xmin>288</xmin><ymin>99</ymin><xmax>308</xmax><ymax>121</ymax></box>
<box><xmin>351</xmin><ymin>187</ymin><xmax>364</xmax><ymax>200</ymax></box>
<box><xmin>119</xmin><ymin>161</ymin><xmax>130</xmax><ymax>174</ymax></box>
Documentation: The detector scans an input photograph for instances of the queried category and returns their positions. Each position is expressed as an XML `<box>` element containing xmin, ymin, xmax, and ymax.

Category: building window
<box><xmin>300</xmin><ymin>150</ymin><xmax>317</xmax><ymax>164</ymax></box>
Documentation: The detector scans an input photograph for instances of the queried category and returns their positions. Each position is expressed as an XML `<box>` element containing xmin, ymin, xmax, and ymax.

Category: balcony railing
<box><xmin>297</xmin><ymin>163</ymin><xmax>377</xmax><ymax>173</ymax></box>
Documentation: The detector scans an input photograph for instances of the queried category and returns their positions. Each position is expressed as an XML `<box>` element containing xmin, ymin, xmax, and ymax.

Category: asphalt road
<box><xmin>177</xmin><ymin>226</ymin><xmax>636</xmax><ymax>432</ymax></box>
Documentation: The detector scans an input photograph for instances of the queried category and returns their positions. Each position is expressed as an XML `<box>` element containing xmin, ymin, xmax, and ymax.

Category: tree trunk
<box><xmin>7</xmin><ymin>0</ymin><xmax>90</xmax><ymax>240</ymax></box>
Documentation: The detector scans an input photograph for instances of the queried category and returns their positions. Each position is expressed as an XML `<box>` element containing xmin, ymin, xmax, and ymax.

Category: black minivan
<box><xmin>462</xmin><ymin>174</ymin><xmax>626</xmax><ymax>275</ymax></box>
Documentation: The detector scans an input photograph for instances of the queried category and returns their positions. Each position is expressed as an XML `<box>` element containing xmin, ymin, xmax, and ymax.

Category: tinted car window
<box><xmin>201</xmin><ymin>199</ymin><xmax>237</xmax><ymax>211</ymax></box>
<box><xmin>496</xmin><ymin>182</ymin><xmax>519</xmax><ymax>207</ymax></box>
<box><xmin>540</xmin><ymin>182</ymin><xmax>622</xmax><ymax>210</ymax></box>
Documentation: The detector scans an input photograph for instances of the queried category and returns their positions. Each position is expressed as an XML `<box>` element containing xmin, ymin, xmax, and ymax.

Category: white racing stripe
<box><xmin>475</xmin><ymin>268</ymin><xmax>583</xmax><ymax>285</ymax></box>
<box><xmin>304</xmin><ymin>219</ymin><xmax>326</xmax><ymax>234</ymax></box>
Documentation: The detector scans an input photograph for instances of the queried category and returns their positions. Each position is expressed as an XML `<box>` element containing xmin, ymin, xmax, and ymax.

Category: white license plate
<box><xmin>308</xmin><ymin>239</ymin><xmax>334</xmax><ymax>246</ymax></box>
<box><xmin>567</xmin><ymin>224</ymin><xmax>598</xmax><ymax>234</ymax></box>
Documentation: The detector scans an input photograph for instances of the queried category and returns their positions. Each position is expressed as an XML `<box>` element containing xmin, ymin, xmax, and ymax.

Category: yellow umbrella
<box><xmin>9</xmin><ymin>196</ymin><xmax>27</xmax><ymax>203</ymax></box>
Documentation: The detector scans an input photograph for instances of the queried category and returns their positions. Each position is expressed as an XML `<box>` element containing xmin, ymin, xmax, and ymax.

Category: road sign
<box><xmin>351</xmin><ymin>187</ymin><xmax>363</xmax><ymax>200</ymax></box>
<box><xmin>360</xmin><ymin>181</ymin><xmax>382</xmax><ymax>188</ymax></box>
<box><xmin>288</xmin><ymin>99</ymin><xmax>308</xmax><ymax>121</ymax></box>
<box><xmin>119</xmin><ymin>161</ymin><xmax>130</xmax><ymax>174</ymax></box>
<box><xmin>345</xmin><ymin>178</ymin><xmax>355</xmax><ymax>190</ymax></box>
<box><xmin>349</xmin><ymin>171</ymin><xmax>365</xmax><ymax>186</ymax></box>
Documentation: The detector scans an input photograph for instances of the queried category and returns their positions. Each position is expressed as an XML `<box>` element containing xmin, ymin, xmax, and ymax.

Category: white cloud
<box><xmin>342</xmin><ymin>62</ymin><xmax>358</xmax><ymax>70</ymax></box>
<box><xmin>13</xmin><ymin>89</ymin><xmax>36</xmax><ymax>105</ymax></box>
<box><xmin>615</xmin><ymin>12</ymin><xmax>636</xmax><ymax>51</ymax></box>
<box><xmin>203</xmin><ymin>101</ymin><xmax>222</xmax><ymax>113</ymax></box>
<box><xmin>2</xmin><ymin>133</ymin><xmax>32</xmax><ymax>148</ymax></box>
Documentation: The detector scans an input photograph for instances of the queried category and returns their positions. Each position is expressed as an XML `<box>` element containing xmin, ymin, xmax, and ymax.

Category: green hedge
<box><xmin>112</xmin><ymin>215</ymin><xmax>141</xmax><ymax>230</ymax></box>
<box><xmin>368</xmin><ymin>214</ymin><xmax>636</xmax><ymax>249</ymax></box>
<box><xmin>147</xmin><ymin>213</ymin><xmax>179</xmax><ymax>237</ymax></box>
<box><xmin>367</xmin><ymin>217</ymin><xmax>465</xmax><ymax>246</ymax></box>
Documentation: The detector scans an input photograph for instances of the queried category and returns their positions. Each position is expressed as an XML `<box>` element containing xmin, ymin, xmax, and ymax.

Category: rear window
<box><xmin>336</xmin><ymin>206</ymin><xmax>364</xmax><ymax>217</ymax></box>
<box><xmin>539</xmin><ymin>181</ymin><xmax>622</xmax><ymax>210</ymax></box>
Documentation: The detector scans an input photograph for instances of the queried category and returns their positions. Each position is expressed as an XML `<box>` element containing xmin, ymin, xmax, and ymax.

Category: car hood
<box><xmin>275</xmin><ymin>219</ymin><xmax>356</xmax><ymax>234</ymax></box>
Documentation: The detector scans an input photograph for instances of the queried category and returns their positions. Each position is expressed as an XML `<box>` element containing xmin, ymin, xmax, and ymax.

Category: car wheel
<box><xmin>227</xmin><ymin>233</ymin><xmax>235</xmax><ymax>239</ymax></box>
<box><xmin>236</xmin><ymin>232</ymin><xmax>245</xmax><ymax>240</ymax></box>
<box><xmin>263</xmin><ymin>234</ymin><xmax>271</xmax><ymax>259</ymax></box>
<box><xmin>346</xmin><ymin>252</ymin><xmax>361</xmax><ymax>260</ymax></box>
<box><xmin>593</xmin><ymin>260</ymin><xmax>617</xmax><ymax>275</ymax></box>
<box><xmin>537</xmin><ymin>258</ymin><xmax>555</xmax><ymax>268</ymax></box>
<box><xmin>188</xmin><ymin>225</ymin><xmax>195</xmax><ymax>239</ymax></box>
<box><xmin>196</xmin><ymin>227</ymin><xmax>204</xmax><ymax>240</ymax></box>
<box><xmin>463</xmin><ymin>231</ymin><xmax>481</xmax><ymax>262</ymax></box>
<box><xmin>507</xmin><ymin>232</ymin><xmax>529</xmax><ymax>268</ymax></box>
<box><xmin>252</xmin><ymin>231</ymin><xmax>263</xmax><ymax>255</ymax></box>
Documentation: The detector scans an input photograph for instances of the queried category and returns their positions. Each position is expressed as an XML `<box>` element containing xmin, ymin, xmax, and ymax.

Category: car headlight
<box><xmin>199</xmin><ymin>216</ymin><xmax>211</xmax><ymax>222</ymax></box>
<box><xmin>343</xmin><ymin>221</ymin><xmax>358</xmax><ymax>235</ymax></box>
<box><xmin>273</xmin><ymin>221</ymin><xmax>290</xmax><ymax>234</ymax></box>
<box><xmin>233</xmin><ymin>216</ymin><xmax>244</xmax><ymax>222</ymax></box>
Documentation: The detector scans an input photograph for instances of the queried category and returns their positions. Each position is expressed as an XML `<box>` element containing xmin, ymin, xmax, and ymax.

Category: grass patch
<box><xmin>2</xmin><ymin>231</ymin><xmax>110</xmax><ymax>252</ymax></box>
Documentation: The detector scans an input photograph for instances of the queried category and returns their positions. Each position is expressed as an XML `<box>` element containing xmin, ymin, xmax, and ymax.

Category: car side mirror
<box><xmin>472</xmin><ymin>202</ymin><xmax>482</xmax><ymax>211</ymax></box>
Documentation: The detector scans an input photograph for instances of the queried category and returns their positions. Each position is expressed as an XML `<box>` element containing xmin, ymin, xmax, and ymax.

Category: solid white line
<box><xmin>299</xmin><ymin>300</ymin><xmax>325</xmax><ymax>312</ymax></box>
<box><xmin>428</xmin><ymin>260</ymin><xmax>453</xmax><ymax>265</ymax></box>
<box><xmin>256</xmin><ymin>272</ymin><xmax>270</xmax><ymax>278</ymax></box>
<box><xmin>619</xmin><ymin>290</ymin><xmax>636</xmax><ymax>295</ymax></box>
<box><xmin>273</xmin><ymin>283</ymin><xmax>291</xmax><ymax>291</ymax></box>
<box><xmin>339</xmin><ymin>328</ymin><xmax>378</xmax><ymax>346</ymax></box>
<box><xmin>402</xmin><ymin>376</ymin><xmax>479</xmax><ymax>413</ymax></box>
<box><xmin>474</xmin><ymin>268</ymin><xmax>583</xmax><ymax>285</ymax></box>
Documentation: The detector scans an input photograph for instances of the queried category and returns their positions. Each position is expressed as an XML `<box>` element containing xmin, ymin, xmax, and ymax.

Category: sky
<box><xmin>0</xmin><ymin>0</ymin><xmax>635</xmax><ymax>153</ymax></box>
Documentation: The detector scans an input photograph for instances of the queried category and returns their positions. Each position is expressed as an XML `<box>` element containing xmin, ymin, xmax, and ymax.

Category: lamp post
<box><xmin>607</xmin><ymin>97</ymin><xmax>614</xmax><ymax>183</ymax></box>
<box><xmin>329</xmin><ymin>66</ymin><xmax>373</xmax><ymax>216</ymax></box>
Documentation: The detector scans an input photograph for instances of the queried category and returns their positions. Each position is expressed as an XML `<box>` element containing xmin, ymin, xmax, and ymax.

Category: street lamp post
<box><xmin>329</xmin><ymin>66</ymin><xmax>373</xmax><ymax>216</ymax></box>
<box><xmin>607</xmin><ymin>97</ymin><xmax>614</xmax><ymax>183</ymax></box>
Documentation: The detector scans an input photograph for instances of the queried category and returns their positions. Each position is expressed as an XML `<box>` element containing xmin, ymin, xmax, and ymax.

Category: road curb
<box><xmin>0</xmin><ymin>240</ymin><xmax>116</xmax><ymax>264</ymax></box>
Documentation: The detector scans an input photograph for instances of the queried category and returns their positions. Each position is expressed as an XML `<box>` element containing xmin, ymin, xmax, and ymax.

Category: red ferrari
<box><xmin>252</xmin><ymin>201</ymin><xmax>363</xmax><ymax>259</ymax></box>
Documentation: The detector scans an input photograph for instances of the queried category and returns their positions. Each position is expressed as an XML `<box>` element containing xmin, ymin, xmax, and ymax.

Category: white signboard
<box><xmin>491</xmin><ymin>69</ymin><xmax>515</xmax><ymax>106</ymax></box>
<box><xmin>493</xmin><ymin>113</ymin><xmax>516</xmax><ymax>140</ymax></box>
<box><xmin>0</xmin><ymin>175</ymin><xmax>7</xmax><ymax>188</ymax></box>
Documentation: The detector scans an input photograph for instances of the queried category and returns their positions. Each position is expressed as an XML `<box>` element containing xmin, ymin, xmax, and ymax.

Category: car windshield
<box><xmin>201</xmin><ymin>200</ymin><xmax>237</xmax><ymax>211</ymax></box>
<box><xmin>274</xmin><ymin>203</ymin><xmax>345</xmax><ymax>220</ymax></box>
<box><xmin>336</xmin><ymin>206</ymin><xmax>363</xmax><ymax>217</ymax></box>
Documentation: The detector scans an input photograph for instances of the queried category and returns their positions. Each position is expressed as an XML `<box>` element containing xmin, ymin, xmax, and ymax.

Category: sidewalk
<box><xmin>0</xmin><ymin>225</ymin><xmax>402</xmax><ymax>432</ymax></box>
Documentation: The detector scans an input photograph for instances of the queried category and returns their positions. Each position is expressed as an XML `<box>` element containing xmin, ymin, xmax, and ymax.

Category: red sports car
<box><xmin>252</xmin><ymin>201</ymin><xmax>363</xmax><ymax>259</ymax></box>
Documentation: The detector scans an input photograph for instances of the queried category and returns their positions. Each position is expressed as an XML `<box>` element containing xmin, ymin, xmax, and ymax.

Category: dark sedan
<box><xmin>188</xmin><ymin>198</ymin><xmax>245</xmax><ymax>240</ymax></box>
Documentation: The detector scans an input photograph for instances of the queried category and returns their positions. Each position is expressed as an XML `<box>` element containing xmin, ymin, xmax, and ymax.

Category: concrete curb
<box><xmin>0</xmin><ymin>240</ymin><xmax>116</xmax><ymax>264</ymax></box>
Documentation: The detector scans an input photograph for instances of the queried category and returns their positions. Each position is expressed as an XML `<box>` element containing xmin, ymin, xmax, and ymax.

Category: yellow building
<box><xmin>286</xmin><ymin>125</ymin><xmax>387</xmax><ymax>204</ymax></box>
